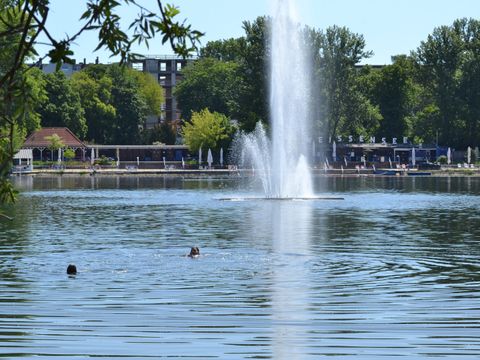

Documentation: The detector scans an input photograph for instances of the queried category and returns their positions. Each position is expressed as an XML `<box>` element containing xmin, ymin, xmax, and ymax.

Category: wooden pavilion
<box><xmin>22</xmin><ymin>127</ymin><xmax>87</xmax><ymax>161</ymax></box>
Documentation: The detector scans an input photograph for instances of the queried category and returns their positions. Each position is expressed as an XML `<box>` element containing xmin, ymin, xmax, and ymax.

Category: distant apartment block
<box><xmin>131</xmin><ymin>55</ymin><xmax>195</xmax><ymax>128</ymax></box>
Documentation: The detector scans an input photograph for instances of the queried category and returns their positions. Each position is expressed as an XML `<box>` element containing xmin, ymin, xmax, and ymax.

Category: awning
<box><xmin>13</xmin><ymin>149</ymin><xmax>33</xmax><ymax>160</ymax></box>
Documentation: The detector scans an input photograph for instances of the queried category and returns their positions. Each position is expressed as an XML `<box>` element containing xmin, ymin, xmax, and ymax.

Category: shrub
<box><xmin>437</xmin><ymin>155</ymin><xmax>447</xmax><ymax>164</ymax></box>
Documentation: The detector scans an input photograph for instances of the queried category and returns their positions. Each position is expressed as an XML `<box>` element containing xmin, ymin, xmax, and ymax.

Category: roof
<box><xmin>90</xmin><ymin>144</ymin><xmax>188</xmax><ymax>150</ymax></box>
<box><xmin>23</xmin><ymin>127</ymin><xmax>85</xmax><ymax>148</ymax></box>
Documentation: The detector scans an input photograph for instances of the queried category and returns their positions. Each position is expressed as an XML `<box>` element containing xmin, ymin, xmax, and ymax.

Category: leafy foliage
<box><xmin>44</xmin><ymin>133</ymin><xmax>65</xmax><ymax>150</ymax></box>
<box><xmin>37</xmin><ymin>71</ymin><xmax>87</xmax><ymax>138</ymax></box>
<box><xmin>174</xmin><ymin>58</ymin><xmax>243</xmax><ymax>121</ymax></box>
<box><xmin>181</xmin><ymin>108</ymin><xmax>236</xmax><ymax>153</ymax></box>
<box><xmin>310</xmin><ymin>25</ymin><xmax>380</xmax><ymax>140</ymax></box>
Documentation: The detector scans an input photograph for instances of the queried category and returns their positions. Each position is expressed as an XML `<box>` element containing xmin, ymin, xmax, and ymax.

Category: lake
<box><xmin>1</xmin><ymin>175</ymin><xmax>480</xmax><ymax>359</ymax></box>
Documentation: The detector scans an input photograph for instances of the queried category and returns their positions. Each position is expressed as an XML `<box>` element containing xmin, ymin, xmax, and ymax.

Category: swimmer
<box><xmin>188</xmin><ymin>247</ymin><xmax>200</xmax><ymax>258</ymax></box>
<box><xmin>66</xmin><ymin>264</ymin><xmax>77</xmax><ymax>275</ymax></box>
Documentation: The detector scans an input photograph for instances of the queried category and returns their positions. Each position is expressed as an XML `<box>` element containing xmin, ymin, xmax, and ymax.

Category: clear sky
<box><xmin>38</xmin><ymin>0</ymin><xmax>480</xmax><ymax>65</ymax></box>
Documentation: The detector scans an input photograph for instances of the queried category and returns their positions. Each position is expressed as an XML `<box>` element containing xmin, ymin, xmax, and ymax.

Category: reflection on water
<box><xmin>249</xmin><ymin>201</ymin><xmax>313</xmax><ymax>359</ymax></box>
<box><xmin>1</xmin><ymin>175</ymin><xmax>480</xmax><ymax>358</ymax></box>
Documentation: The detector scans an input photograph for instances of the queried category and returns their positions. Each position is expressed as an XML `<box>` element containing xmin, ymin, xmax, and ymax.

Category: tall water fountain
<box><xmin>242</xmin><ymin>0</ymin><xmax>314</xmax><ymax>198</ymax></box>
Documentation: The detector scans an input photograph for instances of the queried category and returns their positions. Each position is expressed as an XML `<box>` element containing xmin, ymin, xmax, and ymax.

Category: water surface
<box><xmin>1</xmin><ymin>175</ymin><xmax>480</xmax><ymax>359</ymax></box>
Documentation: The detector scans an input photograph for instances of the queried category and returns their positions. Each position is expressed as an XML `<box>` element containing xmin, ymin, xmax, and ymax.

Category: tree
<box><xmin>200</xmin><ymin>38</ymin><xmax>246</xmax><ymax>62</ymax></box>
<box><xmin>44</xmin><ymin>132</ymin><xmax>64</xmax><ymax>160</ymax></box>
<box><xmin>199</xmin><ymin>17</ymin><xmax>270</xmax><ymax>131</ymax></box>
<box><xmin>236</xmin><ymin>17</ymin><xmax>270</xmax><ymax>131</ymax></box>
<box><xmin>174</xmin><ymin>58</ymin><xmax>243</xmax><ymax>121</ymax></box>
<box><xmin>361</xmin><ymin>55</ymin><xmax>419</xmax><ymax>140</ymax></box>
<box><xmin>71</xmin><ymin>64</ymin><xmax>165</xmax><ymax>144</ymax></box>
<box><xmin>63</xmin><ymin>147</ymin><xmax>75</xmax><ymax>161</ymax></box>
<box><xmin>310</xmin><ymin>25</ymin><xmax>380</xmax><ymax>140</ymax></box>
<box><xmin>181</xmin><ymin>108</ymin><xmax>236</xmax><ymax>153</ymax></box>
<box><xmin>411</xmin><ymin>18</ymin><xmax>480</xmax><ymax>148</ymax></box>
<box><xmin>143</xmin><ymin>121</ymin><xmax>176</xmax><ymax>145</ymax></box>
<box><xmin>70</xmin><ymin>69</ymin><xmax>116</xmax><ymax>144</ymax></box>
<box><xmin>413</xmin><ymin>19</ymin><xmax>466</xmax><ymax>146</ymax></box>
<box><xmin>133</xmin><ymin>71</ymin><xmax>165</xmax><ymax>116</ymax></box>
<box><xmin>37</xmin><ymin>71</ymin><xmax>87</xmax><ymax>138</ymax></box>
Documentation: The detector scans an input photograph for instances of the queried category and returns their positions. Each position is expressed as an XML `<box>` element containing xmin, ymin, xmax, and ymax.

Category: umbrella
<box><xmin>198</xmin><ymin>147</ymin><xmax>202</xmax><ymax>168</ymax></box>
<box><xmin>332</xmin><ymin>141</ymin><xmax>336</xmax><ymax>162</ymax></box>
<box><xmin>344</xmin><ymin>156</ymin><xmax>347</xmax><ymax>167</ymax></box>
<box><xmin>57</xmin><ymin>148</ymin><xmax>62</xmax><ymax>163</ymax></box>
<box><xmin>207</xmin><ymin>148</ymin><xmax>213</xmax><ymax>169</ymax></box>
<box><xmin>412</xmin><ymin>147</ymin><xmax>416</xmax><ymax>167</ymax></box>
<box><xmin>388</xmin><ymin>157</ymin><xmax>392</xmax><ymax>169</ymax></box>
<box><xmin>447</xmin><ymin>147</ymin><xmax>451</xmax><ymax>165</ymax></box>
<box><xmin>467</xmin><ymin>146</ymin><xmax>471</xmax><ymax>164</ymax></box>
<box><xmin>220</xmin><ymin>147</ymin><xmax>224</xmax><ymax>167</ymax></box>
<box><xmin>182</xmin><ymin>157</ymin><xmax>185</xmax><ymax>169</ymax></box>
<box><xmin>163</xmin><ymin>156</ymin><xmax>167</xmax><ymax>169</ymax></box>
<box><xmin>90</xmin><ymin>148</ymin><xmax>94</xmax><ymax>166</ymax></box>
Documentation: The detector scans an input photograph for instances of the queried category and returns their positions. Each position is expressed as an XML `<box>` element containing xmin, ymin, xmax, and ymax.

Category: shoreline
<box><xmin>10</xmin><ymin>167</ymin><xmax>480</xmax><ymax>178</ymax></box>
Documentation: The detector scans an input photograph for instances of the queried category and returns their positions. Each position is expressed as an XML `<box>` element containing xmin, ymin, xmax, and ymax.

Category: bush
<box><xmin>437</xmin><ymin>155</ymin><xmax>447</xmax><ymax>164</ymax></box>
<box><xmin>94</xmin><ymin>155</ymin><xmax>114</xmax><ymax>166</ymax></box>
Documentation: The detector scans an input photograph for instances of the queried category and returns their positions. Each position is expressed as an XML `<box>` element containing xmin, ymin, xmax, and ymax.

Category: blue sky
<box><xmin>39</xmin><ymin>0</ymin><xmax>480</xmax><ymax>65</ymax></box>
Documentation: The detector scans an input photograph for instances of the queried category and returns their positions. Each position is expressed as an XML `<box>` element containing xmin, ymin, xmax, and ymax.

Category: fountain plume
<box><xmin>240</xmin><ymin>0</ymin><xmax>314</xmax><ymax>198</ymax></box>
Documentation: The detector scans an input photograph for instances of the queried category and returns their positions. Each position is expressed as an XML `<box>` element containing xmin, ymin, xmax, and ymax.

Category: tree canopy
<box><xmin>181</xmin><ymin>108</ymin><xmax>236</xmax><ymax>153</ymax></box>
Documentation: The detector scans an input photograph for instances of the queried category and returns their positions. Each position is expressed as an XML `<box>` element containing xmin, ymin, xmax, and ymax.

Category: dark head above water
<box><xmin>67</xmin><ymin>264</ymin><xmax>77</xmax><ymax>275</ymax></box>
<box><xmin>189</xmin><ymin>247</ymin><xmax>200</xmax><ymax>257</ymax></box>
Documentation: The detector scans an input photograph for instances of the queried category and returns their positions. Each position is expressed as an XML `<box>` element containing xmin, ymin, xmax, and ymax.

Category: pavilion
<box><xmin>22</xmin><ymin>127</ymin><xmax>87</xmax><ymax>161</ymax></box>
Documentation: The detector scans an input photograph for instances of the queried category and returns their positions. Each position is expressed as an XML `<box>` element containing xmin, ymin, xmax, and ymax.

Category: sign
<box><xmin>319</xmin><ymin>135</ymin><xmax>410</xmax><ymax>145</ymax></box>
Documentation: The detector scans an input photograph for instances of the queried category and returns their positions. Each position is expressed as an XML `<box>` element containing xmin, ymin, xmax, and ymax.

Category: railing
<box><xmin>132</xmin><ymin>54</ymin><xmax>198</xmax><ymax>61</ymax></box>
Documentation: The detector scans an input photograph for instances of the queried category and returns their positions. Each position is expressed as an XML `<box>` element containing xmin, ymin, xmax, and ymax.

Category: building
<box><xmin>23</xmin><ymin>127</ymin><xmax>87</xmax><ymax>161</ymax></box>
<box><xmin>21</xmin><ymin>127</ymin><xmax>190</xmax><ymax>167</ymax></box>
<box><xmin>131</xmin><ymin>55</ymin><xmax>195</xmax><ymax>128</ymax></box>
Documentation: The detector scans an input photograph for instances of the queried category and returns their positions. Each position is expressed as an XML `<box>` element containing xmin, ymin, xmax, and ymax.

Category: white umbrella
<box><xmin>182</xmin><ymin>157</ymin><xmax>185</xmax><ymax>169</ymax></box>
<box><xmin>198</xmin><ymin>147</ymin><xmax>202</xmax><ymax>168</ymax></box>
<box><xmin>220</xmin><ymin>147</ymin><xmax>224</xmax><ymax>167</ymax></box>
<box><xmin>163</xmin><ymin>156</ymin><xmax>167</xmax><ymax>169</ymax></box>
<box><xmin>332</xmin><ymin>141</ymin><xmax>336</xmax><ymax>162</ymax></box>
<box><xmin>467</xmin><ymin>146</ymin><xmax>471</xmax><ymax>164</ymax></box>
<box><xmin>388</xmin><ymin>157</ymin><xmax>392</xmax><ymax>169</ymax></box>
<box><xmin>412</xmin><ymin>147</ymin><xmax>416</xmax><ymax>167</ymax></box>
<box><xmin>447</xmin><ymin>147</ymin><xmax>451</xmax><ymax>165</ymax></box>
<box><xmin>90</xmin><ymin>148</ymin><xmax>94</xmax><ymax>165</ymax></box>
<box><xmin>57</xmin><ymin>148</ymin><xmax>62</xmax><ymax>163</ymax></box>
<box><xmin>207</xmin><ymin>148</ymin><xmax>213</xmax><ymax>169</ymax></box>
<box><xmin>344</xmin><ymin>156</ymin><xmax>347</xmax><ymax>167</ymax></box>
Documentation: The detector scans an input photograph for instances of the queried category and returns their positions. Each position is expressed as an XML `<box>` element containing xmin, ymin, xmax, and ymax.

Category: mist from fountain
<box><xmin>241</xmin><ymin>0</ymin><xmax>314</xmax><ymax>198</ymax></box>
